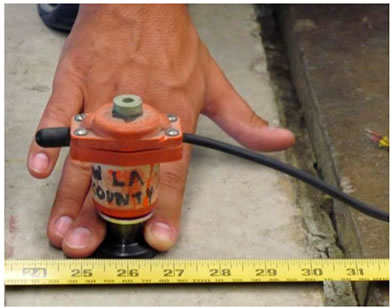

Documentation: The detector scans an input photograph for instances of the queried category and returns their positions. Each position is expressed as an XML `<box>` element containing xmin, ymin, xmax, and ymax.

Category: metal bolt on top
<box><xmin>113</xmin><ymin>94</ymin><xmax>143</xmax><ymax>119</ymax></box>
<box><xmin>74</xmin><ymin>128</ymin><xmax>88</xmax><ymax>136</ymax></box>
<box><xmin>167</xmin><ymin>114</ymin><xmax>177</xmax><ymax>122</ymax></box>
<box><xmin>74</xmin><ymin>113</ymin><xmax>86</xmax><ymax>122</ymax></box>
<box><xmin>166</xmin><ymin>128</ymin><xmax>179</xmax><ymax>137</ymax></box>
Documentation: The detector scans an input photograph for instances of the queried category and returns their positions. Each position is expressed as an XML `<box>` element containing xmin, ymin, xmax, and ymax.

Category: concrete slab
<box><xmin>276</xmin><ymin>4</ymin><xmax>389</xmax><ymax>305</ymax></box>
<box><xmin>5</xmin><ymin>4</ymin><xmax>323</xmax><ymax>305</ymax></box>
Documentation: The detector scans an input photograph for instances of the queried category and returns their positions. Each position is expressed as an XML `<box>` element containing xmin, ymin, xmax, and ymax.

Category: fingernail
<box><xmin>269</xmin><ymin>120</ymin><xmax>281</xmax><ymax>128</ymax></box>
<box><xmin>151</xmin><ymin>222</ymin><xmax>174</xmax><ymax>244</ymax></box>
<box><xmin>65</xmin><ymin>227</ymin><xmax>91</xmax><ymax>249</ymax></box>
<box><xmin>30</xmin><ymin>152</ymin><xmax>49</xmax><ymax>172</ymax></box>
<box><xmin>268</xmin><ymin>126</ymin><xmax>294</xmax><ymax>135</ymax></box>
<box><xmin>267</xmin><ymin>125</ymin><xmax>284</xmax><ymax>131</ymax></box>
<box><xmin>54</xmin><ymin>216</ymin><xmax>73</xmax><ymax>238</ymax></box>
<box><xmin>267</xmin><ymin>126</ymin><xmax>289</xmax><ymax>133</ymax></box>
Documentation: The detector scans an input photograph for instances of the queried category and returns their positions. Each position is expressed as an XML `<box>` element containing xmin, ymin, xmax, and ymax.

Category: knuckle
<box><xmin>52</xmin><ymin>195</ymin><xmax>82</xmax><ymax>217</ymax></box>
<box><xmin>202</xmin><ymin>100</ymin><xmax>219</xmax><ymax>119</ymax></box>
<box><xmin>53</xmin><ymin>65</ymin><xmax>84</xmax><ymax>88</ymax></box>
<box><xmin>68</xmin><ymin>157</ymin><xmax>92</xmax><ymax>174</ymax></box>
<box><xmin>248</xmin><ymin>111</ymin><xmax>267</xmax><ymax>129</ymax></box>
<box><xmin>159</xmin><ymin>169</ymin><xmax>186</xmax><ymax>193</ymax></box>
<box><xmin>43</xmin><ymin>102</ymin><xmax>72</xmax><ymax>126</ymax></box>
<box><xmin>233</xmin><ymin>111</ymin><xmax>267</xmax><ymax>142</ymax></box>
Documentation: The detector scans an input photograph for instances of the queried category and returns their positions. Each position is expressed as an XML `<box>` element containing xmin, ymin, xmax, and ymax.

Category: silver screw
<box><xmin>166</xmin><ymin>128</ymin><xmax>179</xmax><ymax>137</ymax></box>
<box><xmin>74</xmin><ymin>113</ymin><xmax>86</xmax><ymax>121</ymax></box>
<box><xmin>167</xmin><ymin>114</ymin><xmax>177</xmax><ymax>122</ymax></box>
<box><xmin>74</xmin><ymin>128</ymin><xmax>88</xmax><ymax>136</ymax></box>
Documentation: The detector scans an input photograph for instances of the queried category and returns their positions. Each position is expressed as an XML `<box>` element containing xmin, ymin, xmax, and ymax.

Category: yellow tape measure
<box><xmin>5</xmin><ymin>259</ymin><xmax>388</xmax><ymax>286</ymax></box>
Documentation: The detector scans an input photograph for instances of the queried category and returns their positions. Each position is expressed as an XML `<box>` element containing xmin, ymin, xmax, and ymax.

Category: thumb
<box><xmin>144</xmin><ymin>145</ymin><xmax>192</xmax><ymax>251</ymax></box>
<box><xmin>27</xmin><ymin>77</ymin><xmax>83</xmax><ymax>178</ymax></box>
<box><xmin>203</xmin><ymin>60</ymin><xmax>295</xmax><ymax>152</ymax></box>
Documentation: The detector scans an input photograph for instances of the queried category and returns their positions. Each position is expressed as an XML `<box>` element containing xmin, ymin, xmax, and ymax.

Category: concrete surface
<box><xmin>276</xmin><ymin>4</ymin><xmax>389</xmax><ymax>306</ymax></box>
<box><xmin>5</xmin><ymin>4</ymin><xmax>324</xmax><ymax>306</ymax></box>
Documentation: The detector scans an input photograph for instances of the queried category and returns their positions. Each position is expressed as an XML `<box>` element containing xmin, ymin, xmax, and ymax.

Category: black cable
<box><xmin>34</xmin><ymin>127</ymin><xmax>389</xmax><ymax>222</ymax></box>
<box><xmin>183</xmin><ymin>133</ymin><xmax>389</xmax><ymax>223</ymax></box>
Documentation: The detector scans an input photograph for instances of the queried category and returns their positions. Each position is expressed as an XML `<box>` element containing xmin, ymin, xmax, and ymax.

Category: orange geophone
<box><xmin>42</xmin><ymin>94</ymin><xmax>183</xmax><ymax>257</ymax></box>
<box><xmin>36</xmin><ymin>92</ymin><xmax>391</xmax><ymax>258</ymax></box>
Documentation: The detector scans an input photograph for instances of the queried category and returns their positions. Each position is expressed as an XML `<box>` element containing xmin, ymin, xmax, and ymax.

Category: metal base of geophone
<box><xmin>37</xmin><ymin>94</ymin><xmax>183</xmax><ymax>258</ymax></box>
<box><xmin>94</xmin><ymin>213</ymin><xmax>156</xmax><ymax>258</ymax></box>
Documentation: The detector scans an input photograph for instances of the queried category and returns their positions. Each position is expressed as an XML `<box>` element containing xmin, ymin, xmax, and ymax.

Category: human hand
<box><xmin>27</xmin><ymin>4</ymin><xmax>295</xmax><ymax>257</ymax></box>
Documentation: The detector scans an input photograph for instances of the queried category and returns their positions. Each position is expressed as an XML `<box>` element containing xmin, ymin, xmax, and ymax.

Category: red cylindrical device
<box><xmin>69</xmin><ymin>94</ymin><xmax>183</xmax><ymax>258</ymax></box>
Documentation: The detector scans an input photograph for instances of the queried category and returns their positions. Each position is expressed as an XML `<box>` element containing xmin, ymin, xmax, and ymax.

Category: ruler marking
<box><xmin>310</xmin><ymin>260</ymin><xmax>313</xmax><ymax>276</ymax></box>
<box><xmin>5</xmin><ymin>259</ymin><xmax>388</xmax><ymax>285</ymax></box>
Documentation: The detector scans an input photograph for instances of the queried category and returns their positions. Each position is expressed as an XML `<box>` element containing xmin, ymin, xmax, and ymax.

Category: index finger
<box><xmin>27</xmin><ymin>77</ymin><xmax>83</xmax><ymax>178</ymax></box>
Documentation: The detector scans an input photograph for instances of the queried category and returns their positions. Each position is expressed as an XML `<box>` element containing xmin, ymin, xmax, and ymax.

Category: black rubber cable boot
<box><xmin>37</xmin><ymin>4</ymin><xmax>79</xmax><ymax>33</ymax></box>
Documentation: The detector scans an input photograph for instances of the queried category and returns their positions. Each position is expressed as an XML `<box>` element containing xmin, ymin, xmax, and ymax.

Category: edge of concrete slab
<box><xmin>274</xmin><ymin>4</ymin><xmax>389</xmax><ymax>306</ymax></box>
<box><xmin>255</xmin><ymin>5</ymin><xmax>358</xmax><ymax>306</ymax></box>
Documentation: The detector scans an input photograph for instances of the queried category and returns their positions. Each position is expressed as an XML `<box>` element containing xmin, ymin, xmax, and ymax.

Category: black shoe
<box><xmin>37</xmin><ymin>4</ymin><xmax>79</xmax><ymax>33</ymax></box>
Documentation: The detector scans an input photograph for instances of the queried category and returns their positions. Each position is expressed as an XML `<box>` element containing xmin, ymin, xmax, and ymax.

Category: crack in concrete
<box><xmin>255</xmin><ymin>5</ymin><xmax>359</xmax><ymax>305</ymax></box>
